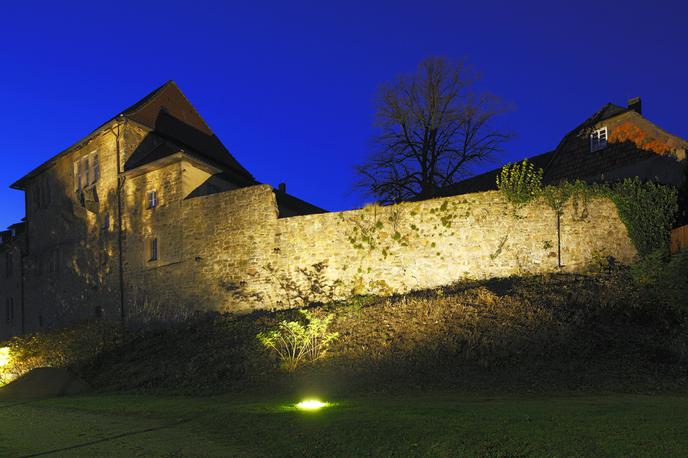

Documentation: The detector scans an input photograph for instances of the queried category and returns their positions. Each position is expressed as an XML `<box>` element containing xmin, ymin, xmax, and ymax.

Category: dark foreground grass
<box><xmin>1</xmin><ymin>392</ymin><xmax>687</xmax><ymax>457</ymax></box>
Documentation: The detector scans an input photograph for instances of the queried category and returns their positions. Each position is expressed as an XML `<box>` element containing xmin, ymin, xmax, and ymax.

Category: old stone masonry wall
<box><xmin>179</xmin><ymin>184</ymin><xmax>637</xmax><ymax>313</ymax></box>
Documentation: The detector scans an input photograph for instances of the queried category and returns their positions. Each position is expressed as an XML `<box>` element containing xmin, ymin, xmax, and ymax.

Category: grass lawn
<box><xmin>1</xmin><ymin>392</ymin><xmax>687</xmax><ymax>457</ymax></box>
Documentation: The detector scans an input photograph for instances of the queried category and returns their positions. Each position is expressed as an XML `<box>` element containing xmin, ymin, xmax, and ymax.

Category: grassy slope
<box><xmin>1</xmin><ymin>393</ymin><xmax>687</xmax><ymax>457</ymax></box>
<box><xmin>80</xmin><ymin>272</ymin><xmax>688</xmax><ymax>395</ymax></box>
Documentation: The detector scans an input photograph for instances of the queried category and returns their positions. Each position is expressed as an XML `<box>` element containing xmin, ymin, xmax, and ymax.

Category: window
<box><xmin>74</xmin><ymin>151</ymin><xmax>100</xmax><ymax>191</ymax></box>
<box><xmin>590</xmin><ymin>127</ymin><xmax>608</xmax><ymax>152</ymax></box>
<box><xmin>5</xmin><ymin>253</ymin><xmax>12</xmax><ymax>278</ymax></box>
<box><xmin>149</xmin><ymin>238</ymin><xmax>158</xmax><ymax>261</ymax></box>
<box><xmin>32</xmin><ymin>177</ymin><xmax>51</xmax><ymax>212</ymax></box>
<box><xmin>47</xmin><ymin>249</ymin><xmax>59</xmax><ymax>274</ymax></box>
<box><xmin>92</xmin><ymin>154</ymin><xmax>100</xmax><ymax>183</ymax></box>
<box><xmin>147</xmin><ymin>190</ymin><xmax>158</xmax><ymax>209</ymax></box>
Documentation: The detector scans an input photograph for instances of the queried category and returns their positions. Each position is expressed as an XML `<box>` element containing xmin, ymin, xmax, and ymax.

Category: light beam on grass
<box><xmin>0</xmin><ymin>347</ymin><xmax>9</xmax><ymax>368</ymax></box>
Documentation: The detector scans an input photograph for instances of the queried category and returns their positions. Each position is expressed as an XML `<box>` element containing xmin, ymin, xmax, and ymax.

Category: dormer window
<box><xmin>590</xmin><ymin>127</ymin><xmax>608</xmax><ymax>152</ymax></box>
<box><xmin>74</xmin><ymin>151</ymin><xmax>100</xmax><ymax>191</ymax></box>
<box><xmin>147</xmin><ymin>190</ymin><xmax>158</xmax><ymax>209</ymax></box>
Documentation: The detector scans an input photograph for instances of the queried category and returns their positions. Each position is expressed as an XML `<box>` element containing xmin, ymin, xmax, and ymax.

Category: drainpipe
<box><xmin>19</xmin><ymin>251</ymin><xmax>25</xmax><ymax>335</ymax></box>
<box><xmin>20</xmin><ymin>192</ymin><xmax>28</xmax><ymax>335</ymax></box>
<box><xmin>114</xmin><ymin>117</ymin><xmax>127</xmax><ymax>329</ymax></box>
<box><xmin>557</xmin><ymin>212</ymin><xmax>562</xmax><ymax>268</ymax></box>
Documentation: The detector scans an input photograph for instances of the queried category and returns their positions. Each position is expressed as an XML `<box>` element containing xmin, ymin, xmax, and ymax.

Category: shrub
<box><xmin>0</xmin><ymin>320</ymin><xmax>119</xmax><ymax>384</ymax></box>
<box><xmin>608</xmin><ymin>178</ymin><xmax>678</xmax><ymax>256</ymax></box>
<box><xmin>257</xmin><ymin>309</ymin><xmax>339</xmax><ymax>372</ymax></box>
<box><xmin>630</xmin><ymin>249</ymin><xmax>688</xmax><ymax>311</ymax></box>
<box><xmin>496</xmin><ymin>159</ymin><xmax>543</xmax><ymax>207</ymax></box>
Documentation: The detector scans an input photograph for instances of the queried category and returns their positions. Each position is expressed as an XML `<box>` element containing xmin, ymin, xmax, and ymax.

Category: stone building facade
<box><xmin>0</xmin><ymin>82</ymin><xmax>640</xmax><ymax>338</ymax></box>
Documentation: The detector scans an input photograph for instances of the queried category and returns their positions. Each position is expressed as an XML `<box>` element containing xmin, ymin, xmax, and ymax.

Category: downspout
<box><xmin>557</xmin><ymin>212</ymin><xmax>562</xmax><ymax>268</ymax></box>
<box><xmin>114</xmin><ymin>116</ymin><xmax>127</xmax><ymax>328</ymax></box>
<box><xmin>20</xmin><ymin>191</ymin><xmax>29</xmax><ymax>335</ymax></box>
<box><xmin>19</xmin><ymin>252</ymin><xmax>25</xmax><ymax>335</ymax></box>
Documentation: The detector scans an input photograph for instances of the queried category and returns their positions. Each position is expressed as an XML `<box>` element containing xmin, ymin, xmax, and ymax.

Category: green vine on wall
<box><xmin>606</xmin><ymin>178</ymin><xmax>678</xmax><ymax>256</ymax></box>
<box><xmin>495</xmin><ymin>157</ymin><xmax>679</xmax><ymax>261</ymax></box>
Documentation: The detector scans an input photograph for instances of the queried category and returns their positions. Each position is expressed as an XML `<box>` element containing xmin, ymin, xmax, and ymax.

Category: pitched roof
<box><xmin>435</xmin><ymin>151</ymin><xmax>556</xmax><ymax>197</ymax></box>
<box><xmin>12</xmin><ymin>81</ymin><xmax>254</xmax><ymax>189</ymax></box>
<box><xmin>436</xmin><ymin>102</ymin><xmax>633</xmax><ymax>198</ymax></box>
<box><xmin>274</xmin><ymin>188</ymin><xmax>327</xmax><ymax>216</ymax></box>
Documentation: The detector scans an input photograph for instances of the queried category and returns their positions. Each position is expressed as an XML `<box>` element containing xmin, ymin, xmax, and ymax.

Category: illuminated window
<box><xmin>590</xmin><ymin>127</ymin><xmax>608</xmax><ymax>152</ymax></box>
<box><xmin>74</xmin><ymin>151</ymin><xmax>100</xmax><ymax>191</ymax></box>
<box><xmin>147</xmin><ymin>190</ymin><xmax>158</xmax><ymax>209</ymax></box>
<box><xmin>149</xmin><ymin>238</ymin><xmax>158</xmax><ymax>261</ymax></box>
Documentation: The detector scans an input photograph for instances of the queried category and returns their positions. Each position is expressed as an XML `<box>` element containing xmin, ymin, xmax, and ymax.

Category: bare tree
<box><xmin>356</xmin><ymin>57</ymin><xmax>512</xmax><ymax>203</ymax></box>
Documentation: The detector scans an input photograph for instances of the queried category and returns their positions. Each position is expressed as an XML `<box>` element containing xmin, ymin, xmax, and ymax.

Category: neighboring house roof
<box><xmin>439</xmin><ymin>99</ymin><xmax>686</xmax><ymax>198</ymax></box>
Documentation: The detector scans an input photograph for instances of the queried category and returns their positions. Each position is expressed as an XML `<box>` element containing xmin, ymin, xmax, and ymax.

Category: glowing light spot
<box><xmin>295</xmin><ymin>399</ymin><xmax>329</xmax><ymax>411</ymax></box>
<box><xmin>0</xmin><ymin>347</ymin><xmax>9</xmax><ymax>368</ymax></box>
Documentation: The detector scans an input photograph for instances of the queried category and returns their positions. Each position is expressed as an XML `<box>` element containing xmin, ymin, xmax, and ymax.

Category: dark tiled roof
<box><xmin>12</xmin><ymin>81</ymin><xmax>254</xmax><ymax>188</ymax></box>
<box><xmin>123</xmin><ymin>108</ymin><xmax>253</xmax><ymax>180</ymax></box>
<box><xmin>436</xmin><ymin>151</ymin><xmax>555</xmax><ymax>197</ymax></box>
<box><xmin>275</xmin><ymin>189</ymin><xmax>327</xmax><ymax>216</ymax></box>
<box><xmin>122</xmin><ymin>82</ymin><xmax>254</xmax><ymax>180</ymax></box>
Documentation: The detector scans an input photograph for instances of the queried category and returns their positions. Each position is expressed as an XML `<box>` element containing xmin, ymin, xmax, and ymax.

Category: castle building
<box><xmin>3</xmin><ymin>83</ymin><xmax>680</xmax><ymax>341</ymax></box>
<box><xmin>0</xmin><ymin>81</ymin><xmax>325</xmax><ymax>340</ymax></box>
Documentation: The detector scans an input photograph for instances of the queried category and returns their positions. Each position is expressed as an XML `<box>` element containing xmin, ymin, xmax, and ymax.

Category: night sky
<box><xmin>1</xmin><ymin>0</ymin><xmax>686</xmax><ymax>229</ymax></box>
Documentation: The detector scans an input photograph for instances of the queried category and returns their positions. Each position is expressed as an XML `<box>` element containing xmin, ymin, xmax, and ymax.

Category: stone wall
<box><xmin>22</xmin><ymin>128</ymin><xmax>121</xmax><ymax>333</ymax></box>
<box><xmin>152</xmin><ymin>184</ymin><xmax>636</xmax><ymax>314</ymax></box>
<box><xmin>260</xmin><ymin>189</ymin><xmax>634</xmax><ymax>309</ymax></box>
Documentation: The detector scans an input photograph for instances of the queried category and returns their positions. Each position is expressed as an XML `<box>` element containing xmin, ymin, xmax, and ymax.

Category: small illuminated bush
<box><xmin>496</xmin><ymin>159</ymin><xmax>543</xmax><ymax>207</ymax></box>
<box><xmin>257</xmin><ymin>309</ymin><xmax>339</xmax><ymax>372</ymax></box>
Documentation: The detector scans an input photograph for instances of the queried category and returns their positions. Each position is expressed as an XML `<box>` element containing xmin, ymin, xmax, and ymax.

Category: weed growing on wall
<box><xmin>496</xmin><ymin>160</ymin><xmax>543</xmax><ymax>208</ymax></box>
<box><xmin>257</xmin><ymin>309</ymin><xmax>339</xmax><ymax>372</ymax></box>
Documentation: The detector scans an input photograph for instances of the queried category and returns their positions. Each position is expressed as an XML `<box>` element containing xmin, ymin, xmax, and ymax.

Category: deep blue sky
<box><xmin>1</xmin><ymin>0</ymin><xmax>687</xmax><ymax>229</ymax></box>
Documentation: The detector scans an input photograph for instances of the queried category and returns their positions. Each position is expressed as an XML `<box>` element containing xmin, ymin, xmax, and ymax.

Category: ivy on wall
<box><xmin>606</xmin><ymin>178</ymin><xmax>678</xmax><ymax>257</ymax></box>
<box><xmin>496</xmin><ymin>160</ymin><xmax>679</xmax><ymax>260</ymax></box>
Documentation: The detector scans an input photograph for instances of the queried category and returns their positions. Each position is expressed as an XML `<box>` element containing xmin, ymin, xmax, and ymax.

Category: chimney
<box><xmin>278</xmin><ymin>183</ymin><xmax>286</xmax><ymax>193</ymax></box>
<box><xmin>627</xmin><ymin>96</ymin><xmax>642</xmax><ymax>115</ymax></box>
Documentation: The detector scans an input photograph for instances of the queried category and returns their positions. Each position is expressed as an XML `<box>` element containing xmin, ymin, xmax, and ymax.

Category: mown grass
<box><xmin>1</xmin><ymin>392</ymin><xmax>687</xmax><ymax>457</ymax></box>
